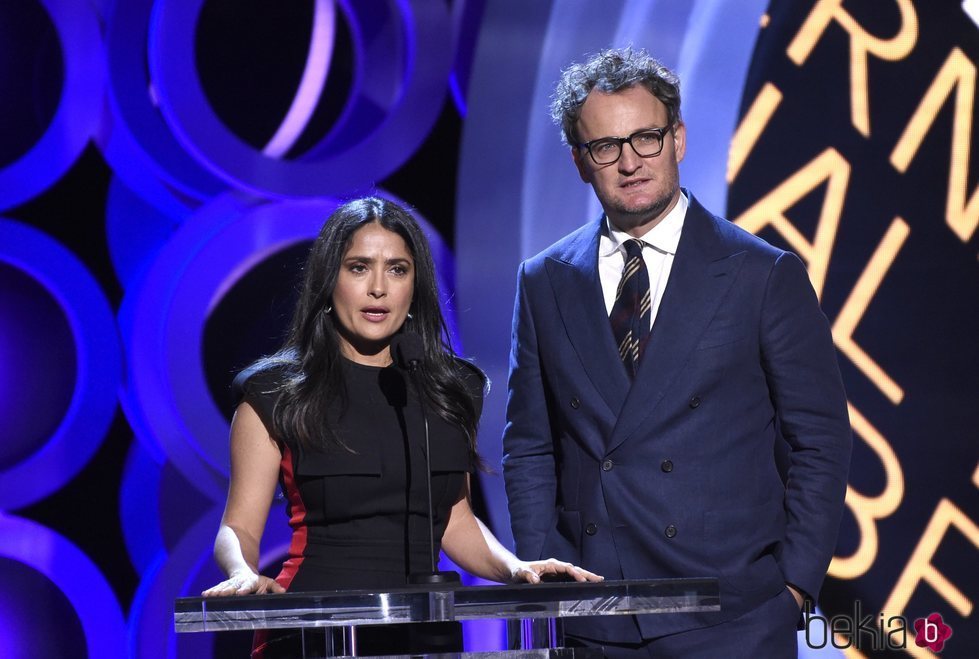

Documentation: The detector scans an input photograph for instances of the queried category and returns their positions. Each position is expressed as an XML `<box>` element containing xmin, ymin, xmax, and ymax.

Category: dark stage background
<box><xmin>0</xmin><ymin>1</ymin><xmax>976</xmax><ymax>657</ymax></box>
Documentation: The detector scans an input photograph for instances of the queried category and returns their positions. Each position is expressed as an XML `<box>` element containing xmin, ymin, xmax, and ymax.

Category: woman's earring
<box><xmin>323</xmin><ymin>305</ymin><xmax>333</xmax><ymax>314</ymax></box>
<box><xmin>406</xmin><ymin>312</ymin><xmax>413</xmax><ymax>321</ymax></box>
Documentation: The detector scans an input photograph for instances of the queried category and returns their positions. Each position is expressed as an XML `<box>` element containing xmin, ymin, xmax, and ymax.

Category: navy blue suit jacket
<box><xmin>502</xmin><ymin>193</ymin><xmax>851</xmax><ymax>642</ymax></box>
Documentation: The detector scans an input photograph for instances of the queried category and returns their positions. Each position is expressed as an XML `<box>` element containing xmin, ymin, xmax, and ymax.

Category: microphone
<box><xmin>391</xmin><ymin>333</ymin><xmax>460</xmax><ymax>585</ymax></box>
<box><xmin>391</xmin><ymin>332</ymin><xmax>424</xmax><ymax>371</ymax></box>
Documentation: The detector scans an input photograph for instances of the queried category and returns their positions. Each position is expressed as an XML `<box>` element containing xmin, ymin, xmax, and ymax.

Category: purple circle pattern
<box><xmin>0</xmin><ymin>514</ymin><xmax>126</xmax><ymax>658</ymax></box>
<box><xmin>0</xmin><ymin>0</ymin><xmax>103</xmax><ymax>211</ymax></box>
<box><xmin>100</xmin><ymin>0</ymin><xmax>226</xmax><ymax>208</ymax></box>
<box><xmin>148</xmin><ymin>0</ymin><xmax>452</xmax><ymax>197</ymax></box>
<box><xmin>0</xmin><ymin>220</ymin><xmax>120</xmax><ymax>511</ymax></box>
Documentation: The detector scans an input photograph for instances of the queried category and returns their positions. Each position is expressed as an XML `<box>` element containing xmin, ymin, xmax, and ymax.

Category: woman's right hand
<box><xmin>201</xmin><ymin>570</ymin><xmax>285</xmax><ymax>597</ymax></box>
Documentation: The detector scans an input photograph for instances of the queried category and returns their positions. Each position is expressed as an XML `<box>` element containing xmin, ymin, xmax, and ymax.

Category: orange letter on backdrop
<box><xmin>890</xmin><ymin>48</ymin><xmax>979</xmax><ymax>242</ymax></box>
<box><xmin>733</xmin><ymin>148</ymin><xmax>848</xmax><ymax>299</ymax></box>
<box><xmin>829</xmin><ymin>404</ymin><xmax>904</xmax><ymax>579</ymax></box>
<box><xmin>787</xmin><ymin>0</ymin><xmax>917</xmax><ymax>136</ymax></box>
<box><xmin>883</xmin><ymin>498</ymin><xmax>978</xmax><ymax>658</ymax></box>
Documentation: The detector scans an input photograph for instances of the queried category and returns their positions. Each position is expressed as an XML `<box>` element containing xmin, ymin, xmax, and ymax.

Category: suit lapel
<box><xmin>607</xmin><ymin>197</ymin><xmax>746</xmax><ymax>452</ymax></box>
<box><xmin>545</xmin><ymin>221</ymin><xmax>630</xmax><ymax>418</ymax></box>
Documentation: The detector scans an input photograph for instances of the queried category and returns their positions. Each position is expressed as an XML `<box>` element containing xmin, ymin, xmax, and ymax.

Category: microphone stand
<box><xmin>406</xmin><ymin>359</ymin><xmax>460</xmax><ymax>586</ymax></box>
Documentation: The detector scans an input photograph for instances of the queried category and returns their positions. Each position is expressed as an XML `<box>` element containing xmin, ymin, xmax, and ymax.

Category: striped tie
<box><xmin>609</xmin><ymin>238</ymin><xmax>651</xmax><ymax>377</ymax></box>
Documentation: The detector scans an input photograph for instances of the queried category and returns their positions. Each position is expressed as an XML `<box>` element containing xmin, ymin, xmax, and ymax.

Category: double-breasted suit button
<box><xmin>661</xmin><ymin>459</ymin><xmax>673</xmax><ymax>473</ymax></box>
<box><xmin>688</xmin><ymin>396</ymin><xmax>701</xmax><ymax>408</ymax></box>
<box><xmin>585</xmin><ymin>523</ymin><xmax>598</xmax><ymax>536</ymax></box>
<box><xmin>664</xmin><ymin>525</ymin><xmax>677</xmax><ymax>538</ymax></box>
<box><xmin>601</xmin><ymin>459</ymin><xmax>614</xmax><ymax>472</ymax></box>
<box><xmin>570</xmin><ymin>397</ymin><xmax>580</xmax><ymax>409</ymax></box>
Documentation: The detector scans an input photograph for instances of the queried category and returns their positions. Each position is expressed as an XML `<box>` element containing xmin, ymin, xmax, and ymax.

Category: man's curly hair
<box><xmin>550</xmin><ymin>47</ymin><xmax>681</xmax><ymax>146</ymax></box>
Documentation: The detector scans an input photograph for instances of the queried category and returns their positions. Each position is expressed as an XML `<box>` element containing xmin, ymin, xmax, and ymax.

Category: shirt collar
<box><xmin>600</xmin><ymin>190</ymin><xmax>688</xmax><ymax>257</ymax></box>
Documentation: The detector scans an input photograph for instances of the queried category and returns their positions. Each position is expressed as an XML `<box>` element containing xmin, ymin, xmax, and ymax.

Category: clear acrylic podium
<box><xmin>174</xmin><ymin>578</ymin><xmax>719</xmax><ymax>658</ymax></box>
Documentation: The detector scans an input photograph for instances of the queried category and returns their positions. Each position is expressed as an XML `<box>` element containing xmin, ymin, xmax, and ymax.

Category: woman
<box><xmin>202</xmin><ymin>197</ymin><xmax>600</xmax><ymax>657</ymax></box>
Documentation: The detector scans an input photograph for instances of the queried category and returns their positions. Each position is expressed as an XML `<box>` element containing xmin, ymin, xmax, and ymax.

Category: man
<box><xmin>502</xmin><ymin>48</ymin><xmax>851</xmax><ymax>657</ymax></box>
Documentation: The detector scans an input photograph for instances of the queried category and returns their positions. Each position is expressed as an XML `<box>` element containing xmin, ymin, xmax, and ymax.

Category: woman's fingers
<box><xmin>201</xmin><ymin>573</ymin><xmax>283</xmax><ymax>597</ymax></box>
<box><xmin>514</xmin><ymin>559</ymin><xmax>604</xmax><ymax>584</ymax></box>
<box><xmin>512</xmin><ymin>567</ymin><xmax>541</xmax><ymax>584</ymax></box>
<box><xmin>539</xmin><ymin>558</ymin><xmax>604</xmax><ymax>582</ymax></box>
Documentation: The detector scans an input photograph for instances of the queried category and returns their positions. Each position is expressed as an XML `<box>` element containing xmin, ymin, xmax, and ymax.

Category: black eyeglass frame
<box><xmin>576</xmin><ymin>123</ymin><xmax>674</xmax><ymax>165</ymax></box>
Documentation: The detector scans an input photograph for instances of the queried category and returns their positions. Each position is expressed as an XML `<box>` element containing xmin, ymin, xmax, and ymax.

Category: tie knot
<box><xmin>624</xmin><ymin>239</ymin><xmax>644</xmax><ymax>259</ymax></box>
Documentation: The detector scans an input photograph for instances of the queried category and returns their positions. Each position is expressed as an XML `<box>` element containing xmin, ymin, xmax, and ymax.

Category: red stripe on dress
<box><xmin>274</xmin><ymin>444</ymin><xmax>307</xmax><ymax>591</ymax></box>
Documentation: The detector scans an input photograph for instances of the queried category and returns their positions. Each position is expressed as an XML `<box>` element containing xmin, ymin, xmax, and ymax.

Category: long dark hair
<box><xmin>245</xmin><ymin>197</ymin><xmax>484</xmax><ymax>459</ymax></box>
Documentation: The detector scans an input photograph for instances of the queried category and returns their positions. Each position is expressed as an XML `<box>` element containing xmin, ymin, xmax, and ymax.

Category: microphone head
<box><xmin>391</xmin><ymin>332</ymin><xmax>425</xmax><ymax>369</ymax></box>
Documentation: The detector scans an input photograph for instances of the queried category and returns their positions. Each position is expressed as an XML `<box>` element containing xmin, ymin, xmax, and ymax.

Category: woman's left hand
<box><xmin>510</xmin><ymin>558</ymin><xmax>604</xmax><ymax>584</ymax></box>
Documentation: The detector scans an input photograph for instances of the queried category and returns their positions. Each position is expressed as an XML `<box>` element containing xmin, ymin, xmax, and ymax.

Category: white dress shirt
<box><xmin>599</xmin><ymin>191</ymin><xmax>688</xmax><ymax>328</ymax></box>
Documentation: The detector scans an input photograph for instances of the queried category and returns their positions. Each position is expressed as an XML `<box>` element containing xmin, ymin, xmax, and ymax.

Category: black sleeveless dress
<box><xmin>238</xmin><ymin>357</ymin><xmax>482</xmax><ymax>657</ymax></box>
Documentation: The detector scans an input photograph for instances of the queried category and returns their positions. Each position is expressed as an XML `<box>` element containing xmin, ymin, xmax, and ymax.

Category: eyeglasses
<box><xmin>577</xmin><ymin>124</ymin><xmax>673</xmax><ymax>165</ymax></box>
